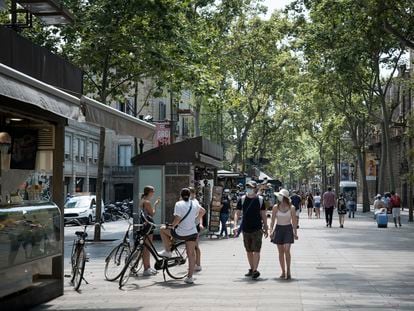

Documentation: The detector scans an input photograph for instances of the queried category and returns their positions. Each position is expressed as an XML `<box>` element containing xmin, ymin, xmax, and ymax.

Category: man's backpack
<box><xmin>241</xmin><ymin>195</ymin><xmax>264</xmax><ymax>209</ymax></box>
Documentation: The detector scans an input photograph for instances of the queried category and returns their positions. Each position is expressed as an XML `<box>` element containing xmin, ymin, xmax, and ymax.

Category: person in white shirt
<box><xmin>159</xmin><ymin>188</ymin><xmax>205</xmax><ymax>284</ymax></box>
<box><xmin>314</xmin><ymin>192</ymin><xmax>321</xmax><ymax>219</ymax></box>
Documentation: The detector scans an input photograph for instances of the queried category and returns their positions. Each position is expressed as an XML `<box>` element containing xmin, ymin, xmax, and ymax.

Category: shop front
<box><xmin>0</xmin><ymin>62</ymin><xmax>155</xmax><ymax>308</ymax></box>
<box><xmin>0</xmin><ymin>63</ymin><xmax>81</xmax><ymax>308</ymax></box>
<box><xmin>131</xmin><ymin>136</ymin><xmax>223</xmax><ymax>228</ymax></box>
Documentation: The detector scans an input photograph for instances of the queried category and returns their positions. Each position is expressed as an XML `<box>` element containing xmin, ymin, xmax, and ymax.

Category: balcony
<box><xmin>111</xmin><ymin>166</ymin><xmax>135</xmax><ymax>177</ymax></box>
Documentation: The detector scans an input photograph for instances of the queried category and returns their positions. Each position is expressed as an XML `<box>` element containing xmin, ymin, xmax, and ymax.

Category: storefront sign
<box><xmin>154</xmin><ymin>122</ymin><xmax>171</xmax><ymax>147</ymax></box>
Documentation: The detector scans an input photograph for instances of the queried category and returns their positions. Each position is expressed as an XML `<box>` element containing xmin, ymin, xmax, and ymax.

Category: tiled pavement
<box><xmin>33</xmin><ymin>209</ymin><xmax>414</xmax><ymax>310</ymax></box>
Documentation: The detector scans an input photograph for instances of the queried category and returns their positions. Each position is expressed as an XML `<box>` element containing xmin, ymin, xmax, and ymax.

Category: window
<box><xmin>159</xmin><ymin>101</ymin><xmax>166</xmax><ymax>120</ymax></box>
<box><xmin>64</xmin><ymin>135</ymin><xmax>71</xmax><ymax>160</ymax></box>
<box><xmin>93</xmin><ymin>142</ymin><xmax>98</xmax><ymax>164</ymax></box>
<box><xmin>74</xmin><ymin>138</ymin><xmax>80</xmax><ymax>161</ymax></box>
<box><xmin>118</xmin><ymin>145</ymin><xmax>132</xmax><ymax>166</ymax></box>
<box><xmin>117</xmin><ymin>102</ymin><xmax>125</xmax><ymax>113</ymax></box>
<box><xmin>126</xmin><ymin>98</ymin><xmax>135</xmax><ymax>116</ymax></box>
<box><xmin>78</xmin><ymin>139</ymin><xmax>85</xmax><ymax>163</ymax></box>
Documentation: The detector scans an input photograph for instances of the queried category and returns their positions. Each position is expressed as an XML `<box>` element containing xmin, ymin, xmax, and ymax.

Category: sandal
<box><xmin>286</xmin><ymin>274</ymin><xmax>291</xmax><ymax>280</ymax></box>
<box><xmin>279</xmin><ymin>273</ymin><xmax>286</xmax><ymax>279</ymax></box>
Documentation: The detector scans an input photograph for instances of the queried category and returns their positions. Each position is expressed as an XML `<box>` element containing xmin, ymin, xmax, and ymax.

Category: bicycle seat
<box><xmin>75</xmin><ymin>231</ymin><xmax>88</xmax><ymax>238</ymax></box>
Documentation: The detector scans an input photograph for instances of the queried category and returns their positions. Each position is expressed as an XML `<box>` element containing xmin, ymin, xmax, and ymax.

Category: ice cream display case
<box><xmin>0</xmin><ymin>201</ymin><xmax>62</xmax><ymax>300</ymax></box>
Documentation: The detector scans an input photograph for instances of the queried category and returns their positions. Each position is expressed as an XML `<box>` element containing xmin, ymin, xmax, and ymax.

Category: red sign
<box><xmin>155</xmin><ymin>122</ymin><xmax>171</xmax><ymax>147</ymax></box>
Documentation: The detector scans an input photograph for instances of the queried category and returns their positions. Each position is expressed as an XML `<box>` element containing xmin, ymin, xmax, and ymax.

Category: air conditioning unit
<box><xmin>38</xmin><ymin>125</ymin><xmax>55</xmax><ymax>150</ymax></box>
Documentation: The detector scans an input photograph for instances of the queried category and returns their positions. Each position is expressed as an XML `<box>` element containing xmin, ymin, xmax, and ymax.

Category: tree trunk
<box><xmin>381</xmin><ymin>97</ymin><xmax>396</xmax><ymax>191</ymax></box>
<box><xmin>357</xmin><ymin>150</ymin><xmax>370</xmax><ymax>212</ymax></box>
<box><xmin>334</xmin><ymin>141</ymin><xmax>340</xmax><ymax>195</ymax></box>
<box><xmin>94</xmin><ymin>126</ymin><xmax>106</xmax><ymax>241</ymax></box>
<box><xmin>94</xmin><ymin>52</ymin><xmax>110</xmax><ymax>241</ymax></box>
<box><xmin>378</xmin><ymin>121</ymin><xmax>387</xmax><ymax>194</ymax></box>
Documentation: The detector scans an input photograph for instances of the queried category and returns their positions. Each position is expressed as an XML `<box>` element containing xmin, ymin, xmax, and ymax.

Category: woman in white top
<box><xmin>271</xmin><ymin>189</ymin><xmax>298</xmax><ymax>280</ymax></box>
<box><xmin>159</xmin><ymin>188</ymin><xmax>205</xmax><ymax>284</ymax></box>
<box><xmin>314</xmin><ymin>192</ymin><xmax>321</xmax><ymax>219</ymax></box>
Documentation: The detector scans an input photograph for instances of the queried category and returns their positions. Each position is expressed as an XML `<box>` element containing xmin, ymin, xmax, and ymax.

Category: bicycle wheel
<box><xmin>166</xmin><ymin>241</ymin><xmax>188</xmax><ymax>279</ymax></box>
<box><xmin>104</xmin><ymin>242</ymin><xmax>130</xmax><ymax>281</ymax></box>
<box><xmin>118</xmin><ymin>247</ymin><xmax>143</xmax><ymax>288</ymax></box>
<box><xmin>71</xmin><ymin>246</ymin><xmax>86</xmax><ymax>291</ymax></box>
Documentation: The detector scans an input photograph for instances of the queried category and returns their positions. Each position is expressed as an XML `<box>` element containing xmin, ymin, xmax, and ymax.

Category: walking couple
<box><xmin>234</xmin><ymin>182</ymin><xmax>298</xmax><ymax>280</ymax></box>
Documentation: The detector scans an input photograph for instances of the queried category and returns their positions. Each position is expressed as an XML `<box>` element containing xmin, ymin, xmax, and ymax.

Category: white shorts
<box><xmin>392</xmin><ymin>207</ymin><xmax>401</xmax><ymax>217</ymax></box>
<box><xmin>295</xmin><ymin>209</ymin><xmax>300</xmax><ymax>217</ymax></box>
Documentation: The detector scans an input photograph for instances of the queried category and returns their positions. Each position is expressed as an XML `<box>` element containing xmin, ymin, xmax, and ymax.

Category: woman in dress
<box><xmin>270</xmin><ymin>189</ymin><xmax>298</xmax><ymax>280</ymax></box>
<box><xmin>337</xmin><ymin>193</ymin><xmax>347</xmax><ymax>228</ymax></box>
<box><xmin>306</xmin><ymin>193</ymin><xmax>314</xmax><ymax>219</ymax></box>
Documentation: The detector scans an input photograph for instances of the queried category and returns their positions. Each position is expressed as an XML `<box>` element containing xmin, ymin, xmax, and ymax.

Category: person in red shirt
<box><xmin>390</xmin><ymin>191</ymin><xmax>402</xmax><ymax>228</ymax></box>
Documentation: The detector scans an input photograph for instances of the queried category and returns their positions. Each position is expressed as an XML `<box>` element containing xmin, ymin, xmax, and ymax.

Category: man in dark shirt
<box><xmin>290</xmin><ymin>191</ymin><xmax>302</xmax><ymax>229</ymax></box>
<box><xmin>234</xmin><ymin>181</ymin><xmax>268</xmax><ymax>280</ymax></box>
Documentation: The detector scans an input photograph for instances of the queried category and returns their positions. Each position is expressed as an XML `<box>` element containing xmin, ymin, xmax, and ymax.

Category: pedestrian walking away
<box><xmin>314</xmin><ymin>192</ymin><xmax>321</xmax><ymax>219</ymax></box>
<box><xmin>271</xmin><ymin>189</ymin><xmax>298</xmax><ymax>280</ymax></box>
<box><xmin>189</xmin><ymin>187</ymin><xmax>206</xmax><ymax>272</ymax></box>
<box><xmin>390</xmin><ymin>191</ymin><xmax>402</xmax><ymax>228</ymax></box>
<box><xmin>159</xmin><ymin>188</ymin><xmax>205</xmax><ymax>284</ymax></box>
<box><xmin>337</xmin><ymin>193</ymin><xmax>347</xmax><ymax>228</ymax></box>
<box><xmin>219</xmin><ymin>189</ymin><xmax>231</xmax><ymax>238</ymax></box>
<box><xmin>306</xmin><ymin>192</ymin><xmax>314</xmax><ymax>219</ymax></box>
<box><xmin>234</xmin><ymin>181</ymin><xmax>268</xmax><ymax>280</ymax></box>
<box><xmin>290</xmin><ymin>191</ymin><xmax>302</xmax><ymax>228</ymax></box>
<box><xmin>323</xmin><ymin>187</ymin><xmax>336</xmax><ymax>228</ymax></box>
<box><xmin>140</xmin><ymin>186</ymin><xmax>160</xmax><ymax>276</ymax></box>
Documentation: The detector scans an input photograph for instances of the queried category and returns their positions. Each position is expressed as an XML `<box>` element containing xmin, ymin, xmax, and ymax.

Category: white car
<box><xmin>64</xmin><ymin>194</ymin><xmax>104</xmax><ymax>225</ymax></box>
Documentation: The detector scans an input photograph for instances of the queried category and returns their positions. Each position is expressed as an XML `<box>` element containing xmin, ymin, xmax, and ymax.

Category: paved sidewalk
<box><xmin>33</xmin><ymin>210</ymin><xmax>414</xmax><ymax>311</ymax></box>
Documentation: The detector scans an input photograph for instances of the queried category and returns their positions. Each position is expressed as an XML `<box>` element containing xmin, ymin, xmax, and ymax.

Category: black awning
<box><xmin>132</xmin><ymin>136</ymin><xmax>223</xmax><ymax>167</ymax></box>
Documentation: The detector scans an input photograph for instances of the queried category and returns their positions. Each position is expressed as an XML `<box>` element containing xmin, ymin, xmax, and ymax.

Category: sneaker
<box><xmin>340</xmin><ymin>225</ymin><xmax>343</xmax><ymax>228</ymax></box>
<box><xmin>252</xmin><ymin>270</ymin><xmax>260</xmax><ymax>279</ymax></box>
<box><xmin>184</xmin><ymin>277</ymin><xmax>194</xmax><ymax>284</ymax></box>
<box><xmin>158</xmin><ymin>250</ymin><xmax>172</xmax><ymax>258</ymax></box>
<box><xmin>245</xmin><ymin>269</ymin><xmax>253</xmax><ymax>277</ymax></box>
<box><xmin>399</xmin><ymin>223</ymin><xmax>402</xmax><ymax>227</ymax></box>
<box><xmin>194</xmin><ymin>265</ymin><xmax>202</xmax><ymax>272</ymax></box>
<box><xmin>149</xmin><ymin>267</ymin><xmax>157</xmax><ymax>274</ymax></box>
<box><xmin>143</xmin><ymin>269</ymin><xmax>154</xmax><ymax>276</ymax></box>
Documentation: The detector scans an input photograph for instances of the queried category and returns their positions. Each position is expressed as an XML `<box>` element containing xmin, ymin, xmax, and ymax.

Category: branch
<box><xmin>383</xmin><ymin>21</ymin><xmax>414</xmax><ymax>50</ymax></box>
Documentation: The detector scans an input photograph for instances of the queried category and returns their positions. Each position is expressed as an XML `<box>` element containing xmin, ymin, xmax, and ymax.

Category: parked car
<box><xmin>64</xmin><ymin>193</ymin><xmax>104</xmax><ymax>225</ymax></box>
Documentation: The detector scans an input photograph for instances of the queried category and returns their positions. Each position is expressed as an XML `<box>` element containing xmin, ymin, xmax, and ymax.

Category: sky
<box><xmin>262</xmin><ymin>0</ymin><xmax>293</xmax><ymax>15</ymax></box>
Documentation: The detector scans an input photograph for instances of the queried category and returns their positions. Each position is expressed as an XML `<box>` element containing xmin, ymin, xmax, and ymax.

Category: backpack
<box><xmin>338</xmin><ymin>198</ymin><xmax>346</xmax><ymax>210</ymax></box>
<box><xmin>241</xmin><ymin>195</ymin><xmax>264</xmax><ymax>209</ymax></box>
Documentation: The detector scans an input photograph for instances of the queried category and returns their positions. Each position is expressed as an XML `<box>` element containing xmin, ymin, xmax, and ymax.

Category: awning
<box><xmin>0</xmin><ymin>63</ymin><xmax>82</xmax><ymax>121</ymax></box>
<box><xmin>132</xmin><ymin>136</ymin><xmax>223</xmax><ymax>167</ymax></box>
<box><xmin>80</xmin><ymin>96</ymin><xmax>155</xmax><ymax>141</ymax></box>
<box><xmin>0</xmin><ymin>63</ymin><xmax>155</xmax><ymax>140</ymax></box>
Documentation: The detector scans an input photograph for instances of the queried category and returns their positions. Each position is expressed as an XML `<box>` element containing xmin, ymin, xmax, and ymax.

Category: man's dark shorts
<box><xmin>243</xmin><ymin>230</ymin><xmax>263</xmax><ymax>252</ymax></box>
<box><xmin>172</xmin><ymin>229</ymin><xmax>198</xmax><ymax>242</ymax></box>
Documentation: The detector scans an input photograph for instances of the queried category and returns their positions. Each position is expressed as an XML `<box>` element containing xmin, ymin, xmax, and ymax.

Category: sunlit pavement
<box><xmin>33</xmin><ymin>208</ymin><xmax>414</xmax><ymax>311</ymax></box>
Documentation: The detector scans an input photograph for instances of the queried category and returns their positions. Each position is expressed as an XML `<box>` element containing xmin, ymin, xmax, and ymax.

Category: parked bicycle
<box><xmin>118</xmin><ymin>214</ymin><xmax>188</xmax><ymax>289</ymax></box>
<box><xmin>104</xmin><ymin>213</ymin><xmax>133</xmax><ymax>281</ymax></box>
<box><xmin>70</xmin><ymin>219</ymin><xmax>104</xmax><ymax>290</ymax></box>
<box><xmin>70</xmin><ymin>219</ymin><xmax>89</xmax><ymax>290</ymax></box>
